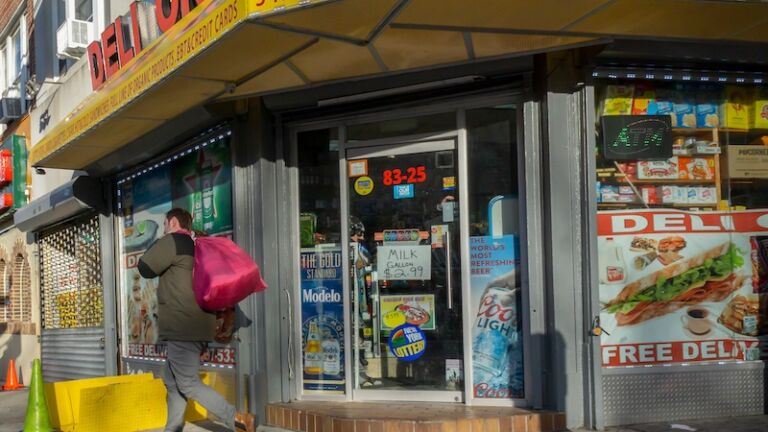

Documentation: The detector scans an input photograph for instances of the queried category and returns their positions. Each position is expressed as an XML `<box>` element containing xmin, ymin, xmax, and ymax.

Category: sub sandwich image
<box><xmin>605</xmin><ymin>242</ymin><xmax>745</xmax><ymax>326</ymax></box>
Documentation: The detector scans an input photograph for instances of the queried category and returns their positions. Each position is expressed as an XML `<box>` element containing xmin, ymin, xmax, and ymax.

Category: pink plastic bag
<box><xmin>193</xmin><ymin>236</ymin><xmax>267</xmax><ymax>311</ymax></box>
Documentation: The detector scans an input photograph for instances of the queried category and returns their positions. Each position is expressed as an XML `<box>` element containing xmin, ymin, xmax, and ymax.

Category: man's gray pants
<box><xmin>162</xmin><ymin>341</ymin><xmax>236</xmax><ymax>432</ymax></box>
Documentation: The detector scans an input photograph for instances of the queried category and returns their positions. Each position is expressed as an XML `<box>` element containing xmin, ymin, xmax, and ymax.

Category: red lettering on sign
<box><xmin>87</xmin><ymin>41</ymin><xmax>106</xmax><ymax>90</ymax></box>
<box><xmin>101</xmin><ymin>23</ymin><xmax>120</xmax><ymax>79</ymax></box>
<box><xmin>602</xmin><ymin>340</ymin><xmax>763</xmax><ymax>367</ymax></box>
<box><xmin>155</xmin><ymin>0</ymin><xmax>180</xmax><ymax>33</ymax></box>
<box><xmin>598</xmin><ymin>210</ymin><xmax>768</xmax><ymax>236</ymax></box>
<box><xmin>115</xmin><ymin>16</ymin><xmax>135</xmax><ymax>67</ymax></box>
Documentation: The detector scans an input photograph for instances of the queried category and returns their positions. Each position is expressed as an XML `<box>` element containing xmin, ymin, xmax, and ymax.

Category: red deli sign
<box><xmin>87</xmin><ymin>0</ymin><xmax>211</xmax><ymax>90</ymax></box>
<box><xmin>598</xmin><ymin>210</ymin><xmax>768</xmax><ymax>236</ymax></box>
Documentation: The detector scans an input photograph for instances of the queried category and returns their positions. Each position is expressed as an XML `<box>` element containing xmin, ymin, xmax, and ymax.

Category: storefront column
<box><xmin>232</xmin><ymin>99</ymin><xmax>289</xmax><ymax>420</ymax></box>
<box><xmin>99</xmin><ymin>193</ymin><xmax>119</xmax><ymax>377</ymax></box>
<box><xmin>536</xmin><ymin>50</ymin><xmax>598</xmax><ymax>429</ymax></box>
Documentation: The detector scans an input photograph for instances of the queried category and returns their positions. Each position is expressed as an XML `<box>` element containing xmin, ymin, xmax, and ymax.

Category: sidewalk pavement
<box><xmin>2</xmin><ymin>386</ymin><xmax>767</xmax><ymax>432</ymax></box>
<box><xmin>0</xmin><ymin>388</ymin><xmax>27</xmax><ymax>432</ymax></box>
<box><xmin>0</xmin><ymin>388</ymin><xmax>228</xmax><ymax>432</ymax></box>
<box><xmin>576</xmin><ymin>415</ymin><xmax>768</xmax><ymax>432</ymax></box>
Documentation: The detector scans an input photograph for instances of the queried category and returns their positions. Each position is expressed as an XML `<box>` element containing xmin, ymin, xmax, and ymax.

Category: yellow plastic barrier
<box><xmin>77</xmin><ymin>379</ymin><xmax>168</xmax><ymax>432</ymax></box>
<box><xmin>44</xmin><ymin>373</ymin><xmax>153</xmax><ymax>431</ymax></box>
<box><xmin>43</xmin><ymin>372</ymin><xmax>211</xmax><ymax>432</ymax></box>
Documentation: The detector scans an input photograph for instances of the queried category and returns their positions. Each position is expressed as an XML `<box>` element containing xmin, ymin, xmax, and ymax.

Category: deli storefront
<box><xmin>25</xmin><ymin>0</ymin><xmax>768</xmax><ymax>430</ymax></box>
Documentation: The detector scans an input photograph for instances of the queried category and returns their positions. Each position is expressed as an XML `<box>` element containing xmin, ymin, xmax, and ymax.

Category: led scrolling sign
<box><xmin>601</xmin><ymin>115</ymin><xmax>673</xmax><ymax>161</ymax></box>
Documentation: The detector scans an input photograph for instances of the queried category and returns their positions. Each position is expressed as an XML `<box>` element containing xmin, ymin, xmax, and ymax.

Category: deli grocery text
<box><xmin>599</xmin><ymin>210</ymin><xmax>768</xmax><ymax>235</ymax></box>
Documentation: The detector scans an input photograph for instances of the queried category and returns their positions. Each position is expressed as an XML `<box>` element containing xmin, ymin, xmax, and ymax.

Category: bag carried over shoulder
<box><xmin>193</xmin><ymin>236</ymin><xmax>267</xmax><ymax>311</ymax></box>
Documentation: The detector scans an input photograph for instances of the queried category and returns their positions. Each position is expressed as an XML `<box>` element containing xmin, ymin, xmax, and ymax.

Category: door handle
<box><xmin>444</xmin><ymin>230</ymin><xmax>453</xmax><ymax>310</ymax></box>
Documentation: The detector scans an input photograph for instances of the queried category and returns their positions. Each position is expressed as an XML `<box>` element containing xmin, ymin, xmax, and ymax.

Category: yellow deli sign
<box><xmin>31</xmin><ymin>0</ymin><xmax>332</xmax><ymax>166</ymax></box>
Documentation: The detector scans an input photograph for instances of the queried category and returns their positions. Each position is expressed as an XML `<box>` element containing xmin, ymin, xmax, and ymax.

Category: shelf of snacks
<box><xmin>616</xmin><ymin>178</ymin><xmax>715</xmax><ymax>185</ymax></box>
<box><xmin>597</xmin><ymin>155</ymin><xmax>721</xmax><ymax>209</ymax></box>
<box><xmin>597</xmin><ymin>202</ymin><xmax>718</xmax><ymax>209</ymax></box>
<box><xmin>672</xmin><ymin>127</ymin><xmax>768</xmax><ymax>135</ymax></box>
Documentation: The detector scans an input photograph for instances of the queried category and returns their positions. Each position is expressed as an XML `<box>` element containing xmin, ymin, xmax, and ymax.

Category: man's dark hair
<box><xmin>166</xmin><ymin>208</ymin><xmax>193</xmax><ymax>230</ymax></box>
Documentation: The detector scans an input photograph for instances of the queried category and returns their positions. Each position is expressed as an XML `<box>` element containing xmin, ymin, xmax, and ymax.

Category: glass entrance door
<box><xmin>346</xmin><ymin>140</ymin><xmax>464</xmax><ymax>400</ymax></box>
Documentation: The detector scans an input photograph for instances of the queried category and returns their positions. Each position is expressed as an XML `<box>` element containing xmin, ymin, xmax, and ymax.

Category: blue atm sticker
<box><xmin>393</xmin><ymin>184</ymin><xmax>414</xmax><ymax>199</ymax></box>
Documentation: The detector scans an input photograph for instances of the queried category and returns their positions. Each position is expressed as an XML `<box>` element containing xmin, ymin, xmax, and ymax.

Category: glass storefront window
<box><xmin>294</xmin><ymin>103</ymin><xmax>526</xmax><ymax>401</ymax></box>
<box><xmin>466</xmin><ymin>106</ymin><xmax>524</xmax><ymax>399</ymax></box>
<box><xmin>296</xmin><ymin>128</ymin><xmax>346</xmax><ymax>395</ymax></box>
<box><xmin>116</xmin><ymin>130</ymin><xmax>235</xmax><ymax>367</ymax></box>
<box><xmin>594</xmin><ymin>80</ymin><xmax>768</xmax><ymax>368</ymax></box>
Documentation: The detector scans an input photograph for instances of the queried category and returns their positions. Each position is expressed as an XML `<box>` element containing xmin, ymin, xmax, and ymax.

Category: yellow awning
<box><xmin>32</xmin><ymin>0</ymin><xmax>768</xmax><ymax>169</ymax></box>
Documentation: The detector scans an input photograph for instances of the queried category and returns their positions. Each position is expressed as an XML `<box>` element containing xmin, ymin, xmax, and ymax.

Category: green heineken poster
<box><xmin>171</xmin><ymin>138</ymin><xmax>233</xmax><ymax>235</ymax></box>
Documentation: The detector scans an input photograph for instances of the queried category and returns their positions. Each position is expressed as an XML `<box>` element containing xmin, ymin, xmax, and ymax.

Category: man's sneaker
<box><xmin>234</xmin><ymin>412</ymin><xmax>256</xmax><ymax>432</ymax></box>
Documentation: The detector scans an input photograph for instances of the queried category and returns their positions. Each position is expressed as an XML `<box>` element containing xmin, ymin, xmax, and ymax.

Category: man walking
<box><xmin>139</xmin><ymin>208</ymin><xmax>254</xmax><ymax>432</ymax></box>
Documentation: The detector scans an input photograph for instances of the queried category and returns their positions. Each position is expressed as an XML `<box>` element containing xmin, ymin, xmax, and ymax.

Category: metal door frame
<box><xmin>344</xmin><ymin>137</ymin><xmax>462</xmax><ymax>403</ymax></box>
<box><xmin>287</xmin><ymin>92</ymin><xmax>536</xmax><ymax>407</ymax></box>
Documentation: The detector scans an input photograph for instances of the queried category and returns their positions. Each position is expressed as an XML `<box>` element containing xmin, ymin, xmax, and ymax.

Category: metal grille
<box><xmin>603</xmin><ymin>367</ymin><xmax>765</xmax><ymax>426</ymax></box>
<box><xmin>40</xmin><ymin>215</ymin><xmax>103</xmax><ymax>329</ymax></box>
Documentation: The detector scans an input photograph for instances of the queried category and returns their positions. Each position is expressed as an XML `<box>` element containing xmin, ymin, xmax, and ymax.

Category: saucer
<box><xmin>682</xmin><ymin>321</ymin><xmax>718</xmax><ymax>339</ymax></box>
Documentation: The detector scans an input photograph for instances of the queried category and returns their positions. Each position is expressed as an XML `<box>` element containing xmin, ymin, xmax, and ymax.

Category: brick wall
<box><xmin>0</xmin><ymin>0</ymin><xmax>23</xmax><ymax>39</ymax></box>
<box><xmin>0</xmin><ymin>0</ymin><xmax>35</xmax><ymax>87</ymax></box>
<box><xmin>25</xmin><ymin>0</ymin><xmax>33</xmax><ymax>81</ymax></box>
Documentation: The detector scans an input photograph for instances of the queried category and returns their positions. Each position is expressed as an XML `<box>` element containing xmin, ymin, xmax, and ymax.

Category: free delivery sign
<box><xmin>598</xmin><ymin>209</ymin><xmax>768</xmax><ymax>367</ymax></box>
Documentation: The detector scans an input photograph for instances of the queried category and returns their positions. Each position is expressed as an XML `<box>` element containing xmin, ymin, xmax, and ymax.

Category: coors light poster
<box><xmin>598</xmin><ymin>209</ymin><xmax>768</xmax><ymax>367</ymax></box>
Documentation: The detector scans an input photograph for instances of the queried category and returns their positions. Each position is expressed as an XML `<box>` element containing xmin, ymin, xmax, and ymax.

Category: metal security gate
<box><xmin>39</xmin><ymin>214</ymin><xmax>107</xmax><ymax>382</ymax></box>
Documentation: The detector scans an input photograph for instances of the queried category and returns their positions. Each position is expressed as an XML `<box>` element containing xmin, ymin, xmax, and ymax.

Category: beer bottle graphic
<box><xmin>192</xmin><ymin>173</ymin><xmax>203</xmax><ymax>233</ymax></box>
<box><xmin>303</xmin><ymin>319</ymin><xmax>323</xmax><ymax>375</ymax></box>
<box><xmin>201</xmin><ymin>153</ymin><xmax>215</xmax><ymax>231</ymax></box>
<box><xmin>321</xmin><ymin>328</ymin><xmax>341</xmax><ymax>376</ymax></box>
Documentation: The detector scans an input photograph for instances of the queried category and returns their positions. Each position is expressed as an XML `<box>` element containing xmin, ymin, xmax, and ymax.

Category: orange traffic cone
<box><xmin>2</xmin><ymin>358</ymin><xmax>24</xmax><ymax>390</ymax></box>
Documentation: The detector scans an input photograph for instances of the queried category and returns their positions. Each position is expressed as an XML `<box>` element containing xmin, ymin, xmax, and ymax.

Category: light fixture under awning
<box><xmin>14</xmin><ymin>176</ymin><xmax>104</xmax><ymax>232</ymax></box>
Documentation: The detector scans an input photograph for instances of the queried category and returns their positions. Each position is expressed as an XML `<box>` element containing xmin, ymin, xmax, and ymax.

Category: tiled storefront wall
<box><xmin>266</xmin><ymin>403</ymin><xmax>567</xmax><ymax>432</ymax></box>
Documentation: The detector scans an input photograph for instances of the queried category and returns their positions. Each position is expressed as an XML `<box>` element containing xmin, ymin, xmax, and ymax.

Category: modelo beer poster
<box><xmin>300</xmin><ymin>246</ymin><xmax>345</xmax><ymax>394</ymax></box>
<box><xmin>598</xmin><ymin>209</ymin><xmax>768</xmax><ymax>367</ymax></box>
<box><xmin>118</xmin><ymin>136</ymin><xmax>234</xmax><ymax>366</ymax></box>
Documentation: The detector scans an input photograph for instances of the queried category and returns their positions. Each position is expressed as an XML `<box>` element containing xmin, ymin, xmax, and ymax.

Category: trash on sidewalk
<box><xmin>670</xmin><ymin>424</ymin><xmax>697</xmax><ymax>431</ymax></box>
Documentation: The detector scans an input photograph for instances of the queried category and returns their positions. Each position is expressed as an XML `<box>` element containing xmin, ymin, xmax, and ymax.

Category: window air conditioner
<box><xmin>57</xmin><ymin>19</ymin><xmax>94</xmax><ymax>59</ymax></box>
<box><xmin>0</xmin><ymin>98</ymin><xmax>21</xmax><ymax>124</ymax></box>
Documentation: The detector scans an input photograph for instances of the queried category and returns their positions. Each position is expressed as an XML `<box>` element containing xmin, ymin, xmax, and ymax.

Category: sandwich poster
<box><xmin>598</xmin><ymin>209</ymin><xmax>768</xmax><ymax>367</ymax></box>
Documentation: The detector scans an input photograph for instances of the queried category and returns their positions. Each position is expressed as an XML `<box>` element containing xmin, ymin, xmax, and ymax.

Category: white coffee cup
<box><xmin>681</xmin><ymin>307</ymin><xmax>711</xmax><ymax>335</ymax></box>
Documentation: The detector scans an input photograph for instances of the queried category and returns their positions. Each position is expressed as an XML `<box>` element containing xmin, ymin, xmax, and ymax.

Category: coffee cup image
<box><xmin>680</xmin><ymin>306</ymin><xmax>712</xmax><ymax>335</ymax></box>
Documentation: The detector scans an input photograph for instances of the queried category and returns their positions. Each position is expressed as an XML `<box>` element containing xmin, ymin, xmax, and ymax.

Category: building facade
<box><xmin>17</xmin><ymin>0</ymin><xmax>768</xmax><ymax>430</ymax></box>
<box><xmin>0</xmin><ymin>0</ymin><xmax>37</xmax><ymax>388</ymax></box>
